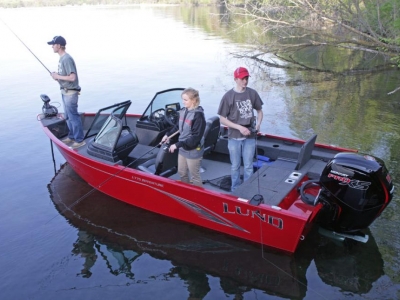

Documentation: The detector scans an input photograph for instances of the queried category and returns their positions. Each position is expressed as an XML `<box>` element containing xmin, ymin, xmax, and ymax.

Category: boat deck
<box><xmin>232</xmin><ymin>158</ymin><xmax>326</xmax><ymax>206</ymax></box>
<box><xmin>42</xmin><ymin>114</ymin><xmax>333</xmax><ymax>208</ymax></box>
<box><xmin>75</xmin><ymin>140</ymin><xmax>327</xmax><ymax>206</ymax></box>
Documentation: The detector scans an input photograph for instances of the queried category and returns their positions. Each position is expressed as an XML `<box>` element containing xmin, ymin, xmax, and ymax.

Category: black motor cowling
<box><xmin>316</xmin><ymin>152</ymin><xmax>394</xmax><ymax>234</ymax></box>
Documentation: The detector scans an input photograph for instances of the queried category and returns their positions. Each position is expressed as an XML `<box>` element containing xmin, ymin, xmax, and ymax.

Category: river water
<box><xmin>0</xmin><ymin>5</ymin><xmax>399</xmax><ymax>300</ymax></box>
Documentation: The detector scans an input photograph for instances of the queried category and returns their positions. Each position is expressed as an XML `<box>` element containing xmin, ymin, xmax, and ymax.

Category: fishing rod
<box><xmin>0</xmin><ymin>17</ymin><xmax>51</xmax><ymax>74</ymax></box>
<box><xmin>249</xmin><ymin>117</ymin><xmax>264</xmax><ymax>206</ymax></box>
<box><xmin>46</xmin><ymin>130</ymin><xmax>180</xmax><ymax>224</ymax></box>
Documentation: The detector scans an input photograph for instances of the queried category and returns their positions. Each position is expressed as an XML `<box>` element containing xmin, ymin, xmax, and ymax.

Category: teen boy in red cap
<box><xmin>217</xmin><ymin>67</ymin><xmax>264</xmax><ymax>192</ymax></box>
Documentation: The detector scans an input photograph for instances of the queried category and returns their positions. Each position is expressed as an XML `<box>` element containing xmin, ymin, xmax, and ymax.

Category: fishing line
<box><xmin>53</xmin><ymin>172</ymin><xmax>166</xmax><ymax>252</ymax></box>
<box><xmin>248</xmin><ymin>119</ymin><xmax>263</xmax><ymax>206</ymax></box>
<box><xmin>42</xmin><ymin>165</ymin><xmax>174</xmax><ymax>275</ymax></box>
<box><xmin>252</xmin><ymin>113</ymin><xmax>328</xmax><ymax>299</ymax></box>
<box><xmin>254</xmin><ymin>162</ymin><xmax>328</xmax><ymax>300</ymax></box>
<box><xmin>0</xmin><ymin>16</ymin><xmax>51</xmax><ymax>74</ymax></box>
<box><xmin>258</xmin><ymin>218</ymin><xmax>329</xmax><ymax>300</ymax></box>
<box><xmin>50</xmin><ymin>140</ymin><xmax>56</xmax><ymax>175</ymax></box>
<box><xmin>45</xmin><ymin>130</ymin><xmax>180</xmax><ymax>224</ymax></box>
<box><xmin>255</xmin><ymin>133</ymin><xmax>261</xmax><ymax>195</ymax></box>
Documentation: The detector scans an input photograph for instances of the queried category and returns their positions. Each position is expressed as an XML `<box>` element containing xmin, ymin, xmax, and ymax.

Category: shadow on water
<box><xmin>48</xmin><ymin>163</ymin><xmax>384</xmax><ymax>299</ymax></box>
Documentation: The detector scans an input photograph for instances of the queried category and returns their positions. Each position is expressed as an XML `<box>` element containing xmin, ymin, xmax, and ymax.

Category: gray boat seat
<box><xmin>275</xmin><ymin>134</ymin><xmax>317</xmax><ymax>171</ymax></box>
<box><xmin>138</xmin><ymin>144</ymin><xmax>178</xmax><ymax>177</ymax></box>
<box><xmin>203</xmin><ymin>116</ymin><xmax>220</xmax><ymax>156</ymax></box>
<box><xmin>295</xmin><ymin>134</ymin><xmax>317</xmax><ymax>170</ymax></box>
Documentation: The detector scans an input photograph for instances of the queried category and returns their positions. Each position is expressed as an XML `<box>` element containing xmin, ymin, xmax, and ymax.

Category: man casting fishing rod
<box><xmin>48</xmin><ymin>35</ymin><xmax>85</xmax><ymax>149</ymax></box>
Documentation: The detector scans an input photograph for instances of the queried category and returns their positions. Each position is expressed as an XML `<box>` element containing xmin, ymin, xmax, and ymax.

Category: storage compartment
<box><xmin>42</xmin><ymin>117</ymin><xmax>69</xmax><ymax>138</ymax></box>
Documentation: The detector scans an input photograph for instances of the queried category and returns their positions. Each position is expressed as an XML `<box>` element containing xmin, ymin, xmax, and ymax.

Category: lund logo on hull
<box><xmin>223</xmin><ymin>203</ymin><xmax>283</xmax><ymax>229</ymax></box>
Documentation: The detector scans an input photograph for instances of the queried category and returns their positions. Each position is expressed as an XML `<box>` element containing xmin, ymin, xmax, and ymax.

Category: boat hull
<box><xmin>49</xmin><ymin>130</ymin><xmax>315</xmax><ymax>253</ymax></box>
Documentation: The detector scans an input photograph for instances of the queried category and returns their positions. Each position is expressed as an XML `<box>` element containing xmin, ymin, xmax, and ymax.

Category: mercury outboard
<box><xmin>40</xmin><ymin>94</ymin><xmax>58</xmax><ymax>118</ymax></box>
<box><xmin>300</xmin><ymin>152</ymin><xmax>394</xmax><ymax>242</ymax></box>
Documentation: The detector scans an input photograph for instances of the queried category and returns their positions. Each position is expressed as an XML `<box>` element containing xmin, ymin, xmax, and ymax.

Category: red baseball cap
<box><xmin>234</xmin><ymin>67</ymin><xmax>250</xmax><ymax>79</ymax></box>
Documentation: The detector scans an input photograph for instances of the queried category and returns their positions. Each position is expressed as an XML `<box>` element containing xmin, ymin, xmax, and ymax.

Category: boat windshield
<box><xmin>140</xmin><ymin>88</ymin><xmax>183</xmax><ymax>120</ymax></box>
<box><xmin>94</xmin><ymin>115</ymin><xmax>122</xmax><ymax>150</ymax></box>
<box><xmin>85</xmin><ymin>100</ymin><xmax>131</xmax><ymax>139</ymax></box>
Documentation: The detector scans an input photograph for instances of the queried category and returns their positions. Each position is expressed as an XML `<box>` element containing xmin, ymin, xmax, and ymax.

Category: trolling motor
<box><xmin>299</xmin><ymin>152</ymin><xmax>394</xmax><ymax>242</ymax></box>
<box><xmin>40</xmin><ymin>94</ymin><xmax>58</xmax><ymax>118</ymax></box>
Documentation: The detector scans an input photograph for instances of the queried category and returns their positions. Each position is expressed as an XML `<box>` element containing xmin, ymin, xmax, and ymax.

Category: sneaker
<box><xmin>61</xmin><ymin>137</ymin><xmax>73</xmax><ymax>143</ymax></box>
<box><xmin>70</xmin><ymin>141</ymin><xmax>86</xmax><ymax>149</ymax></box>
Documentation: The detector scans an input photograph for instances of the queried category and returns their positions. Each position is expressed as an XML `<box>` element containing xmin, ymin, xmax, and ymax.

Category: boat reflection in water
<box><xmin>48</xmin><ymin>163</ymin><xmax>384</xmax><ymax>299</ymax></box>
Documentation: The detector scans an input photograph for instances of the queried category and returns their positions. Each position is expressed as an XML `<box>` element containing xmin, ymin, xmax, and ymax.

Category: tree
<box><xmin>223</xmin><ymin>0</ymin><xmax>400</xmax><ymax>93</ymax></box>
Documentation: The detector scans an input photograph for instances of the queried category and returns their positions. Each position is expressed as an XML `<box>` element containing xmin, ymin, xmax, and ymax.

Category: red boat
<box><xmin>39</xmin><ymin>88</ymin><xmax>394</xmax><ymax>253</ymax></box>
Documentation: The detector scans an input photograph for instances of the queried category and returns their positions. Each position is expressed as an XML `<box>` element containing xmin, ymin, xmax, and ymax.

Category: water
<box><xmin>0</xmin><ymin>5</ymin><xmax>399</xmax><ymax>300</ymax></box>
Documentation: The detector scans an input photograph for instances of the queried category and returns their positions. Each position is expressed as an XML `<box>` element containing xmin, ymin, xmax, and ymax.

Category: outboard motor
<box><xmin>40</xmin><ymin>94</ymin><xmax>58</xmax><ymax>118</ymax></box>
<box><xmin>316</xmin><ymin>152</ymin><xmax>394</xmax><ymax>238</ymax></box>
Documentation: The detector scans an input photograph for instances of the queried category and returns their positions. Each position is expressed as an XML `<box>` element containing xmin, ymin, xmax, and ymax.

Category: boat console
<box><xmin>84</xmin><ymin>100</ymin><xmax>140</xmax><ymax>163</ymax></box>
<box><xmin>88</xmin><ymin>89</ymin><xmax>184</xmax><ymax>167</ymax></box>
<box><xmin>87</xmin><ymin>125</ymin><xmax>139</xmax><ymax>163</ymax></box>
<box><xmin>136</xmin><ymin>102</ymin><xmax>181</xmax><ymax>146</ymax></box>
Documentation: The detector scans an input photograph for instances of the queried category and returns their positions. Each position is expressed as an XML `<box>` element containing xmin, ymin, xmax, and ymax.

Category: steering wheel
<box><xmin>149</xmin><ymin>108</ymin><xmax>165</xmax><ymax>123</ymax></box>
<box><xmin>165</xmin><ymin>107</ymin><xmax>179</xmax><ymax>126</ymax></box>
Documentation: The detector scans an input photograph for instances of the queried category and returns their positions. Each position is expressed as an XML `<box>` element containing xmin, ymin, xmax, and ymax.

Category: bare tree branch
<box><xmin>222</xmin><ymin>0</ymin><xmax>400</xmax><ymax>74</ymax></box>
<box><xmin>387</xmin><ymin>86</ymin><xmax>400</xmax><ymax>95</ymax></box>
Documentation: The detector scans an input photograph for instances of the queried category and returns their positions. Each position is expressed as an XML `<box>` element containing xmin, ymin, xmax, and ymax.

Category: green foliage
<box><xmin>361</xmin><ymin>0</ymin><xmax>400</xmax><ymax>66</ymax></box>
<box><xmin>390</xmin><ymin>54</ymin><xmax>400</xmax><ymax>67</ymax></box>
<box><xmin>363</xmin><ymin>0</ymin><xmax>400</xmax><ymax>40</ymax></box>
<box><xmin>223</xmin><ymin>0</ymin><xmax>400</xmax><ymax>71</ymax></box>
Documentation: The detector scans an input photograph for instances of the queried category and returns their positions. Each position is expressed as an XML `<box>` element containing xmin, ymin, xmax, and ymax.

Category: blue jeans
<box><xmin>62</xmin><ymin>93</ymin><xmax>84</xmax><ymax>142</ymax></box>
<box><xmin>228</xmin><ymin>138</ymin><xmax>256</xmax><ymax>192</ymax></box>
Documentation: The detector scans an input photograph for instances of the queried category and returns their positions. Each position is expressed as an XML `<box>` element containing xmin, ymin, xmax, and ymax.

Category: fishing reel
<box><xmin>248</xmin><ymin>116</ymin><xmax>258</xmax><ymax>134</ymax></box>
<box><xmin>40</xmin><ymin>94</ymin><xmax>58</xmax><ymax>118</ymax></box>
<box><xmin>162</xmin><ymin>142</ymin><xmax>171</xmax><ymax>153</ymax></box>
<box><xmin>249</xmin><ymin>127</ymin><xmax>258</xmax><ymax>134</ymax></box>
